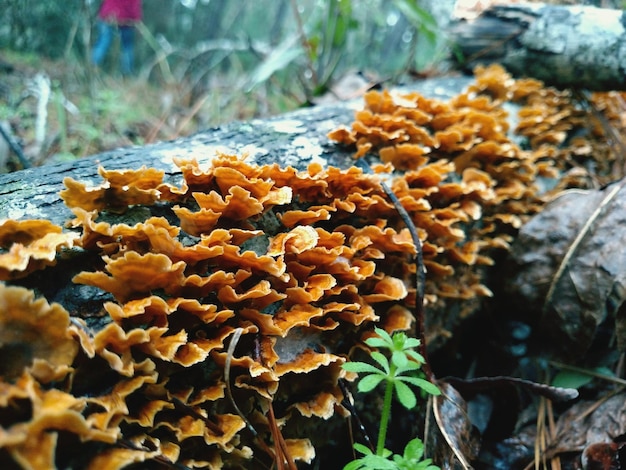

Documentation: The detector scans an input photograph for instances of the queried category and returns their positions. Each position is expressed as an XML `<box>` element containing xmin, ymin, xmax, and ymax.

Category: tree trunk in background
<box><xmin>193</xmin><ymin>0</ymin><xmax>229</xmax><ymax>42</ymax></box>
<box><xmin>143</xmin><ymin>0</ymin><xmax>176</xmax><ymax>40</ymax></box>
<box><xmin>448</xmin><ymin>3</ymin><xmax>626</xmax><ymax>90</ymax></box>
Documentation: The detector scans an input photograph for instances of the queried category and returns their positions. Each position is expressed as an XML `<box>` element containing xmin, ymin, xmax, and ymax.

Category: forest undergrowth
<box><xmin>0</xmin><ymin>49</ymin><xmax>304</xmax><ymax>173</ymax></box>
<box><xmin>4</xmin><ymin>33</ymin><xmax>626</xmax><ymax>467</ymax></box>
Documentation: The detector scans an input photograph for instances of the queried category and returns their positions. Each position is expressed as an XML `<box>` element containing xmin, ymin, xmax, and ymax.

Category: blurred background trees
<box><xmin>0</xmin><ymin>0</ymin><xmax>453</xmax><ymax>169</ymax></box>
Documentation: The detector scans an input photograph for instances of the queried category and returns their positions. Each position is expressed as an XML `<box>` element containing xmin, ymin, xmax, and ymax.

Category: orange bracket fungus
<box><xmin>0</xmin><ymin>219</ymin><xmax>78</xmax><ymax>280</ymax></box>
<box><xmin>1</xmin><ymin>64</ymin><xmax>624</xmax><ymax>468</ymax></box>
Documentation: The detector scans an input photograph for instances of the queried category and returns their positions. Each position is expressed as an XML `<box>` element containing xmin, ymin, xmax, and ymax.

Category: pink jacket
<box><xmin>98</xmin><ymin>0</ymin><xmax>142</xmax><ymax>24</ymax></box>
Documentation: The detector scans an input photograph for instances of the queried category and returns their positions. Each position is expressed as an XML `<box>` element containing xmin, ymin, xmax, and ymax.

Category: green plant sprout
<box><xmin>342</xmin><ymin>327</ymin><xmax>441</xmax><ymax>470</ymax></box>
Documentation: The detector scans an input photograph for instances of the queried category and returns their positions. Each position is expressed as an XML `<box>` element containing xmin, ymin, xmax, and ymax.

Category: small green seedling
<box><xmin>342</xmin><ymin>327</ymin><xmax>441</xmax><ymax>470</ymax></box>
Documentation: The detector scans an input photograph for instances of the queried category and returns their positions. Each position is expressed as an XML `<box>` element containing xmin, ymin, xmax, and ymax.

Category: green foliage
<box><xmin>0</xmin><ymin>0</ymin><xmax>83</xmax><ymax>58</ymax></box>
<box><xmin>344</xmin><ymin>328</ymin><xmax>440</xmax><ymax>408</ymax></box>
<box><xmin>245</xmin><ymin>36</ymin><xmax>304</xmax><ymax>92</ymax></box>
<box><xmin>0</xmin><ymin>1</ymin><xmax>448</xmax><ymax>170</ymax></box>
<box><xmin>552</xmin><ymin>366</ymin><xmax>615</xmax><ymax>389</ymax></box>
<box><xmin>391</xmin><ymin>0</ymin><xmax>444</xmax><ymax>71</ymax></box>
<box><xmin>342</xmin><ymin>327</ymin><xmax>441</xmax><ymax>470</ymax></box>
<box><xmin>303</xmin><ymin>0</ymin><xmax>359</xmax><ymax>95</ymax></box>
<box><xmin>345</xmin><ymin>440</ymin><xmax>440</xmax><ymax>470</ymax></box>
<box><xmin>392</xmin><ymin>0</ymin><xmax>438</xmax><ymax>45</ymax></box>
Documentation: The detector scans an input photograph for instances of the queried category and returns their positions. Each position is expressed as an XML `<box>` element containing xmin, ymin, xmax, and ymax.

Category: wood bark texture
<box><xmin>0</xmin><ymin>76</ymin><xmax>472</xmax><ymax>226</ymax></box>
<box><xmin>449</xmin><ymin>3</ymin><xmax>626</xmax><ymax>90</ymax></box>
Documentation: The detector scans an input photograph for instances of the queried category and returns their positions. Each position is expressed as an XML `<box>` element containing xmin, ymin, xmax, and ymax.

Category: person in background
<box><xmin>91</xmin><ymin>0</ymin><xmax>143</xmax><ymax>75</ymax></box>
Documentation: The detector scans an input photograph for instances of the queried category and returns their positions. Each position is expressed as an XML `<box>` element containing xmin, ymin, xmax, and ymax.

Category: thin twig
<box><xmin>546</xmin><ymin>399</ymin><xmax>561</xmax><ymax>470</ymax></box>
<box><xmin>224</xmin><ymin>328</ymin><xmax>276</xmax><ymax>462</ymax></box>
<box><xmin>533</xmin><ymin>397</ymin><xmax>547</xmax><ymax>470</ymax></box>
<box><xmin>0</xmin><ymin>118</ymin><xmax>30</xmax><ymax>169</ymax></box>
<box><xmin>174</xmin><ymin>93</ymin><xmax>211</xmax><ymax>138</ymax></box>
<box><xmin>574</xmin><ymin>386</ymin><xmax>626</xmax><ymax>421</ymax></box>
<box><xmin>268</xmin><ymin>400</ymin><xmax>297</xmax><ymax>470</ymax></box>
<box><xmin>288</xmin><ymin>0</ymin><xmax>318</xmax><ymax>87</ymax></box>
<box><xmin>269</xmin><ymin>406</ymin><xmax>285</xmax><ymax>470</ymax></box>
<box><xmin>117</xmin><ymin>439</ymin><xmax>191</xmax><ymax>470</ymax></box>
<box><xmin>225</xmin><ymin>328</ymin><xmax>258</xmax><ymax>437</ymax></box>
<box><xmin>356</xmin><ymin>159</ymin><xmax>433</xmax><ymax>380</ymax></box>
<box><xmin>338</xmin><ymin>379</ymin><xmax>375</xmax><ymax>452</ymax></box>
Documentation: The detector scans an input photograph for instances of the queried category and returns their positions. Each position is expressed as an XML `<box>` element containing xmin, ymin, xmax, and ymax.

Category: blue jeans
<box><xmin>91</xmin><ymin>21</ymin><xmax>135</xmax><ymax>75</ymax></box>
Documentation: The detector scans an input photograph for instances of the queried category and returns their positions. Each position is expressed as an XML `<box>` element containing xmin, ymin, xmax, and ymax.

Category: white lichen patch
<box><xmin>239</xmin><ymin>143</ymin><xmax>268</xmax><ymax>160</ymax></box>
<box><xmin>268</xmin><ymin>119</ymin><xmax>306</xmax><ymax>134</ymax></box>
<box><xmin>293</xmin><ymin>136</ymin><xmax>323</xmax><ymax>158</ymax></box>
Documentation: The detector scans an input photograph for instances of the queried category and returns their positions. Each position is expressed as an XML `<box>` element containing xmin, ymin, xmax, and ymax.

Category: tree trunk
<box><xmin>448</xmin><ymin>3</ymin><xmax>626</xmax><ymax>90</ymax></box>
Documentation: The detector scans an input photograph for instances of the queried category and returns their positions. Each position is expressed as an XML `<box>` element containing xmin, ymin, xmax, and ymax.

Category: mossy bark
<box><xmin>449</xmin><ymin>4</ymin><xmax>626</xmax><ymax>90</ymax></box>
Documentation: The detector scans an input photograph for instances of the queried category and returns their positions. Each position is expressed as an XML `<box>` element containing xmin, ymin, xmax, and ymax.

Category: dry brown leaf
<box><xmin>508</xmin><ymin>181</ymin><xmax>626</xmax><ymax>359</ymax></box>
<box><xmin>546</xmin><ymin>392</ymin><xmax>626</xmax><ymax>459</ymax></box>
<box><xmin>428</xmin><ymin>382</ymin><xmax>480</xmax><ymax>469</ymax></box>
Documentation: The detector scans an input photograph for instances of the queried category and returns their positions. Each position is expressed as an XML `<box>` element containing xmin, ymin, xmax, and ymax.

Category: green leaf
<box><xmin>373</xmin><ymin>327</ymin><xmax>394</xmax><ymax>346</ymax></box>
<box><xmin>405</xmin><ymin>349</ymin><xmax>425</xmax><ymax>364</ymax></box>
<box><xmin>403</xmin><ymin>337</ymin><xmax>421</xmax><ymax>350</ymax></box>
<box><xmin>358</xmin><ymin>455</ymin><xmax>398</xmax><ymax>469</ymax></box>
<box><xmin>551</xmin><ymin>370</ymin><xmax>594</xmax><ymax>389</ymax></box>
<box><xmin>395</xmin><ymin>360</ymin><xmax>421</xmax><ymax>376</ymax></box>
<box><xmin>370</xmin><ymin>351</ymin><xmax>391</xmax><ymax>374</ymax></box>
<box><xmin>365</xmin><ymin>336</ymin><xmax>390</xmax><ymax>349</ymax></box>
<box><xmin>403</xmin><ymin>437</ymin><xmax>425</xmax><ymax>460</ymax></box>
<box><xmin>331</xmin><ymin>1</ymin><xmax>353</xmax><ymax>48</ymax></box>
<box><xmin>552</xmin><ymin>367</ymin><xmax>614</xmax><ymax>390</ymax></box>
<box><xmin>358</xmin><ymin>374</ymin><xmax>386</xmax><ymax>393</ymax></box>
<box><xmin>393</xmin><ymin>438</ymin><xmax>439</xmax><ymax>470</ymax></box>
<box><xmin>345</xmin><ymin>444</ymin><xmax>398</xmax><ymax>470</ymax></box>
<box><xmin>245</xmin><ymin>36</ymin><xmax>303</xmax><ymax>92</ymax></box>
<box><xmin>394</xmin><ymin>380</ymin><xmax>417</xmax><ymax>409</ymax></box>
<box><xmin>342</xmin><ymin>361</ymin><xmax>383</xmax><ymax>375</ymax></box>
<box><xmin>391</xmin><ymin>0</ymin><xmax>438</xmax><ymax>34</ymax></box>
<box><xmin>392</xmin><ymin>331</ymin><xmax>408</xmax><ymax>348</ymax></box>
<box><xmin>399</xmin><ymin>376</ymin><xmax>441</xmax><ymax>396</ymax></box>
<box><xmin>353</xmin><ymin>443</ymin><xmax>374</xmax><ymax>456</ymax></box>
<box><xmin>391</xmin><ymin>350</ymin><xmax>408</xmax><ymax>369</ymax></box>
<box><xmin>343</xmin><ymin>460</ymin><xmax>363</xmax><ymax>470</ymax></box>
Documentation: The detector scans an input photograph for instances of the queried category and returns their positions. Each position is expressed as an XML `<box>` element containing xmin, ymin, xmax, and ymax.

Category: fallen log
<box><xmin>449</xmin><ymin>3</ymin><xmax>626</xmax><ymax>90</ymax></box>
<box><xmin>0</xmin><ymin>102</ymin><xmax>354</xmax><ymax>226</ymax></box>
<box><xmin>0</xmin><ymin>70</ymin><xmax>622</xmax><ymax>468</ymax></box>
<box><xmin>0</xmin><ymin>76</ymin><xmax>484</xmax><ymax>469</ymax></box>
<box><xmin>0</xmin><ymin>76</ymin><xmax>473</xmax><ymax>226</ymax></box>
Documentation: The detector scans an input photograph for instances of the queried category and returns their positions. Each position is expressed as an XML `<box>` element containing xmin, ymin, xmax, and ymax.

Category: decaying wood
<box><xmin>0</xmin><ymin>76</ymin><xmax>472</xmax><ymax>226</ymax></box>
<box><xmin>0</xmin><ymin>104</ymin><xmax>354</xmax><ymax>226</ymax></box>
<box><xmin>449</xmin><ymin>3</ymin><xmax>626</xmax><ymax>90</ymax></box>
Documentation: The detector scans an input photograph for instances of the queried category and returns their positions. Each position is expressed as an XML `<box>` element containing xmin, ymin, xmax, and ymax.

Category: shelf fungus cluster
<box><xmin>0</xmin><ymin>219</ymin><xmax>78</xmax><ymax>280</ymax></box>
<box><xmin>1</xmin><ymin>64</ymin><xmax>622</xmax><ymax>468</ymax></box>
<box><xmin>329</xmin><ymin>64</ymin><xmax>626</xmax><ymax>333</ymax></box>
<box><xmin>0</xmin><ymin>155</ymin><xmax>421</xmax><ymax>468</ymax></box>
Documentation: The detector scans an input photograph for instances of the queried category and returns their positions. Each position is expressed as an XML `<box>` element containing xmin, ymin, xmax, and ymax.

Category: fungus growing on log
<box><xmin>0</xmin><ymin>284</ymin><xmax>79</xmax><ymax>382</ymax></box>
<box><xmin>0</xmin><ymin>64</ymin><xmax>624</xmax><ymax>468</ymax></box>
<box><xmin>0</xmin><ymin>219</ymin><xmax>78</xmax><ymax>280</ymax></box>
